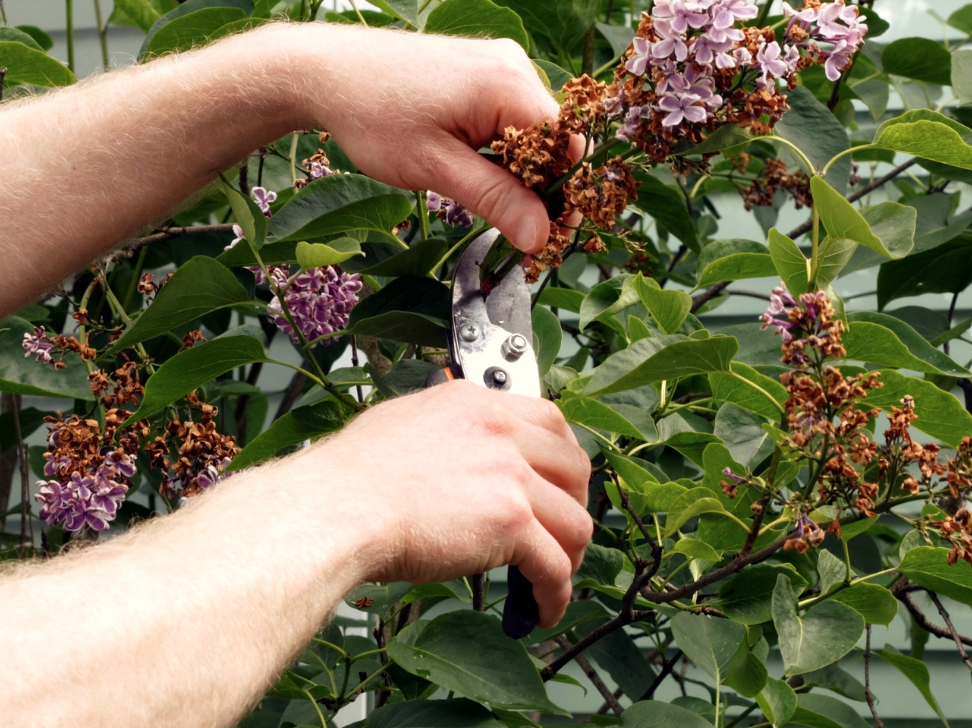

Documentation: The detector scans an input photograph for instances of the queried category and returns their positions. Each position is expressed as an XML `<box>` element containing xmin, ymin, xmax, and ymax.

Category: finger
<box><xmin>498</xmin><ymin>392</ymin><xmax>578</xmax><ymax>442</ymax></box>
<box><xmin>428</xmin><ymin>137</ymin><xmax>550</xmax><ymax>252</ymax></box>
<box><xmin>510</xmin><ymin>520</ymin><xmax>575</xmax><ymax>628</ymax></box>
<box><xmin>524</xmin><ymin>477</ymin><xmax>594</xmax><ymax>571</ymax></box>
<box><xmin>516</xmin><ymin>426</ymin><xmax>591</xmax><ymax>505</ymax></box>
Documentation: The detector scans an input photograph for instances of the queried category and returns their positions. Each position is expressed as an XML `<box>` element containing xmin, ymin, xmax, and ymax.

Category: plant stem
<box><xmin>65</xmin><ymin>0</ymin><xmax>76</xmax><ymax>73</ymax></box>
<box><xmin>416</xmin><ymin>190</ymin><xmax>429</xmax><ymax>241</ymax></box>
<box><xmin>0</xmin><ymin>0</ymin><xmax>7</xmax><ymax>25</ymax></box>
<box><xmin>12</xmin><ymin>395</ymin><xmax>33</xmax><ymax>557</ymax></box>
<box><xmin>93</xmin><ymin>0</ymin><xmax>109</xmax><ymax>71</ymax></box>
<box><xmin>930</xmin><ymin>592</ymin><xmax>972</xmax><ymax>674</ymax></box>
<box><xmin>756</xmin><ymin>0</ymin><xmax>774</xmax><ymax>26</ymax></box>
<box><xmin>727</xmin><ymin>370</ymin><xmax>785</xmax><ymax>414</ymax></box>
<box><xmin>767</xmin><ymin>135</ymin><xmax>815</xmax><ymax>175</ymax></box>
<box><xmin>864</xmin><ymin>625</ymin><xmax>888</xmax><ymax>728</ymax></box>
<box><xmin>289</xmin><ymin>132</ymin><xmax>300</xmax><ymax>184</ymax></box>
<box><xmin>348</xmin><ymin>0</ymin><xmax>368</xmax><ymax>24</ymax></box>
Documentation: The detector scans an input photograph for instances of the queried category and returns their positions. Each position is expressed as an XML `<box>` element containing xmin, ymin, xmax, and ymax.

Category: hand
<box><xmin>282</xmin><ymin>23</ymin><xmax>577</xmax><ymax>253</ymax></box>
<box><xmin>315</xmin><ymin>380</ymin><xmax>592</xmax><ymax>628</ymax></box>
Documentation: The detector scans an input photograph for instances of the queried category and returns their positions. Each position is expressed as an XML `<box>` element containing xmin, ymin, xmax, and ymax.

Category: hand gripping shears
<box><xmin>426</xmin><ymin>228</ymin><xmax>542</xmax><ymax>639</ymax></box>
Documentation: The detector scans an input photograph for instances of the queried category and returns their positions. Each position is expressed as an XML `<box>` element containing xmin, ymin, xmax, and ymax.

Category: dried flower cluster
<box><xmin>737</xmin><ymin>155</ymin><xmax>811</xmax><ymax>210</ymax></box>
<box><xmin>148</xmin><ymin>402</ymin><xmax>240</xmax><ymax>499</ymax></box>
<box><xmin>490</xmin><ymin>0</ymin><xmax>866</xmax><ymax>280</ymax></box>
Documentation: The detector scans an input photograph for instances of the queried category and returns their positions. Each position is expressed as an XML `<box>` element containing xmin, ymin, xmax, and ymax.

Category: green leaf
<box><xmin>757</xmin><ymin>677</ymin><xmax>797</xmax><ymax>726</ymax></box>
<box><xmin>532</xmin><ymin>306</ymin><xmax>561</xmax><ymax>377</ymax></box>
<box><xmin>767</xmin><ymin>228</ymin><xmax>808</xmax><ymax>295</ymax></box>
<box><xmin>492</xmin><ymin>0</ymin><xmax>599</xmax><ymax>55</ymax></box>
<box><xmin>724</xmin><ymin>639</ymin><xmax>769</xmax><ymax>698</ymax></box>
<box><xmin>0</xmin><ymin>41</ymin><xmax>76</xmax><ymax>86</ymax></box>
<box><xmin>772</xmin><ymin>575</ymin><xmax>864</xmax><ymax>676</ymax></box>
<box><xmin>683</xmin><ymin>125</ymin><xmax>752</xmax><ymax>156</ymax></box>
<box><xmin>425</xmin><ymin>0</ymin><xmax>529</xmax><ymax>50</ymax></box>
<box><xmin>559</xmin><ymin>397</ymin><xmax>643</xmax><ymax>439</ymax></box>
<box><xmin>874</xmin><ymin>644</ymin><xmax>950</xmax><ymax>727</ymax></box>
<box><xmin>226</xmin><ymin>400</ymin><xmax>345</xmax><ymax>472</ymax></box>
<box><xmin>596</xmin><ymin>21</ymin><xmax>636</xmax><ymax>59</ymax></box>
<box><xmin>14</xmin><ymin>25</ymin><xmax>54</xmax><ymax>51</ymax></box>
<box><xmin>710</xmin><ymin>362</ymin><xmax>786</xmax><ymax>420</ymax></box>
<box><xmin>575</xmin><ymin>616</ymin><xmax>657</xmax><ymax>699</ymax></box>
<box><xmin>672</xmin><ymin>539</ymin><xmax>722</xmax><ymax>563</ymax></box>
<box><xmin>0</xmin><ymin>27</ymin><xmax>44</xmax><ymax>51</ymax></box>
<box><xmin>532</xmin><ymin>59</ymin><xmax>572</xmax><ymax>90</ymax></box>
<box><xmin>139</xmin><ymin>0</ymin><xmax>253</xmax><ymax>57</ymax></box>
<box><xmin>369</xmin><ymin>0</ymin><xmax>421</xmax><ymax>26</ymax></box>
<box><xmin>537</xmin><ymin>286</ymin><xmax>584</xmax><ymax>313</ymax></box>
<box><xmin>633</xmin><ymin>275</ymin><xmax>692</xmax><ymax>335</ymax></box>
<box><xmin>108</xmin><ymin>256</ymin><xmax>251</xmax><ymax>354</ymax></box>
<box><xmin>775</xmin><ymin>86</ymin><xmax>851</xmax><ymax>191</ymax></box>
<box><xmin>671</xmin><ymin>612</ymin><xmax>744</xmax><ymax>689</ymax></box>
<box><xmin>143</xmin><ymin>7</ymin><xmax>247</xmax><ymax>59</ymax></box>
<box><xmin>220</xmin><ymin>173</ymin><xmax>267</xmax><ymax>250</ymax></box>
<box><xmin>862</xmin><ymin>370</ymin><xmax>972</xmax><ymax>448</ymax></box>
<box><xmin>295</xmin><ymin>238</ymin><xmax>363</xmax><ymax>269</ymax></box>
<box><xmin>122</xmin><ymin>335</ymin><xmax>269</xmax><ymax>426</ymax></box>
<box><xmin>345</xmin><ymin>276</ymin><xmax>449</xmax><ymax>347</ymax></box>
<box><xmin>829</xmin><ymin>583</ymin><xmax>897</xmax><ymax>626</ymax></box>
<box><xmin>791</xmin><ymin>695</ymin><xmax>872</xmax><ymax>728</ymax></box>
<box><xmin>387</xmin><ymin>612</ymin><xmax>565</xmax><ymax>714</ymax></box>
<box><xmin>718</xmin><ymin>565</ymin><xmax>809</xmax><ymax>626</ymax></box>
<box><xmin>698</xmin><ymin>253</ymin><xmax>776</xmax><ymax>288</ymax></box>
<box><xmin>267</xmin><ymin>174</ymin><xmax>412</xmax><ymax>243</ymax></box>
<box><xmin>874</xmin><ymin>119</ymin><xmax>972</xmax><ymax>171</ymax></box>
<box><xmin>899</xmin><ymin>546</ymin><xmax>972</xmax><ymax>606</ymax></box>
<box><xmin>881</xmin><ymin>38</ymin><xmax>952</xmax><ymax>86</ymax></box>
<box><xmin>953</xmin><ymin>49</ymin><xmax>972</xmax><ymax>107</ymax></box>
<box><xmin>632</xmin><ymin>174</ymin><xmax>699</xmax><ymax>251</ymax></box>
<box><xmin>664</xmin><ymin>487</ymin><xmax>731</xmax><ymax>537</ymax></box>
<box><xmin>575</xmin><ymin>543</ymin><xmax>624</xmax><ymax>586</ymax></box>
<box><xmin>363</xmin><ymin>699</ymin><xmax>505</xmax><ymax>728</ymax></box>
<box><xmin>0</xmin><ymin>318</ymin><xmax>93</xmax><ymax>400</ymax></box>
<box><xmin>815</xmin><ymin>238</ymin><xmax>857</xmax><ymax>287</ymax></box>
<box><xmin>878</xmin><ymin>236</ymin><xmax>972</xmax><ymax>308</ymax></box>
<box><xmin>579</xmin><ymin>275</ymin><xmax>639</xmax><ymax>333</ymax></box>
<box><xmin>358</xmin><ymin>238</ymin><xmax>449</xmax><ymax>277</ymax></box>
<box><xmin>583</xmin><ymin>335</ymin><xmax>737</xmax><ymax>397</ymax></box>
<box><xmin>843</xmin><ymin>313</ymin><xmax>971</xmax><ymax>377</ymax></box>
<box><xmin>714</xmin><ymin>404</ymin><xmax>774</xmax><ymax>470</ymax></box>
<box><xmin>811</xmin><ymin>177</ymin><xmax>911</xmax><ymax>259</ymax></box>
<box><xmin>618</xmin><ymin>701</ymin><xmax>713</xmax><ymax>728</ymax></box>
<box><xmin>113</xmin><ymin>0</ymin><xmax>163</xmax><ymax>31</ymax></box>
<box><xmin>839</xmin><ymin>201</ymin><xmax>919</xmax><ymax>277</ymax></box>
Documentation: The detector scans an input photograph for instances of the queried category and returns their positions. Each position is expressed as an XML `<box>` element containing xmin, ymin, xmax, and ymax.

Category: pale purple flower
<box><xmin>658</xmin><ymin>94</ymin><xmax>708</xmax><ymax>126</ymax></box>
<box><xmin>653</xmin><ymin>0</ymin><xmax>709</xmax><ymax>35</ymax></box>
<box><xmin>722</xmin><ymin>466</ymin><xmax>747</xmax><ymax>485</ymax></box>
<box><xmin>251</xmin><ymin>186</ymin><xmax>277</xmax><ymax>215</ymax></box>
<box><xmin>22</xmin><ymin>327</ymin><xmax>53</xmax><ymax>365</ymax></box>
<box><xmin>224</xmin><ymin>224</ymin><xmax>245</xmax><ymax>252</ymax></box>
<box><xmin>443</xmin><ymin>200</ymin><xmax>475</xmax><ymax>227</ymax></box>
<box><xmin>816</xmin><ymin>0</ymin><xmax>862</xmax><ymax>39</ymax></box>
<box><xmin>35</xmin><ymin>450</ymin><xmax>134</xmax><ymax>533</ymax></box>
<box><xmin>782</xmin><ymin>0</ymin><xmax>818</xmax><ymax>23</ymax></box>
<box><xmin>427</xmin><ymin>190</ymin><xmax>442</xmax><ymax>212</ymax></box>
<box><xmin>713</xmin><ymin>0</ymin><xmax>758</xmax><ymax>28</ymax></box>
<box><xmin>625</xmin><ymin>37</ymin><xmax>651</xmax><ymax>76</ymax></box>
<box><xmin>755</xmin><ymin>41</ymin><xmax>789</xmax><ymax>87</ymax></box>
<box><xmin>652</xmin><ymin>20</ymin><xmax>690</xmax><ymax>62</ymax></box>
<box><xmin>822</xmin><ymin>39</ymin><xmax>856</xmax><ymax>81</ymax></box>
<box><xmin>616</xmin><ymin>106</ymin><xmax>649</xmax><ymax>141</ymax></box>
<box><xmin>308</xmin><ymin>160</ymin><xmax>333</xmax><ymax>180</ymax></box>
<box><xmin>733</xmin><ymin>47</ymin><xmax>754</xmax><ymax>66</ymax></box>
<box><xmin>269</xmin><ymin>265</ymin><xmax>363</xmax><ymax>345</ymax></box>
<box><xmin>604</xmin><ymin>88</ymin><xmax>626</xmax><ymax>119</ymax></box>
<box><xmin>784</xmin><ymin>44</ymin><xmax>802</xmax><ymax>74</ymax></box>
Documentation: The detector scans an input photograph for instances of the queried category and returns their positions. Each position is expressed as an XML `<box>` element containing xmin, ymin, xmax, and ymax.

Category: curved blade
<box><xmin>451</xmin><ymin>230</ymin><xmax>540</xmax><ymax>397</ymax></box>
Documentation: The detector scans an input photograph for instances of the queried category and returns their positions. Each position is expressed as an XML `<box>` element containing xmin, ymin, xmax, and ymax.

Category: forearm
<box><xmin>0</xmin><ymin>446</ymin><xmax>376</xmax><ymax>728</ymax></box>
<box><xmin>0</xmin><ymin>24</ymin><xmax>305</xmax><ymax>316</ymax></box>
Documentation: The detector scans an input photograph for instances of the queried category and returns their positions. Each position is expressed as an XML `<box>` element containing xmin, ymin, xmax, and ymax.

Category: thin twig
<box><xmin>640</xmin><ymin>650</ymin><xmax>682</xmax><ymax>701</ymax></box>
<box><xmin>865</xmin><ymin>625</ymin><xmax>888</xmax><ymax>728</ymax></box>
<box><xmin>541</xmin><ymin>608</ymin><xmax>655</xmax><ymax>680</ymax></box>
<box><xmin>929</xmin><ymin>593</ymin><xmax>972</xmax><ymax>674</ymax></box>
<box><xmin>350</xmin><ymin>336</ymin><xmax>364</xmax><ymax>403</ymax></box>
<box><xmin>896</xmin><ymin>591</ymin><xmax>972</xmax><ymax>647</ymax></box>
<box><xmin>472</xmin><ymin>573</ymin><xmax>487</xmax><ymax>612</ymax></box>
<box><xmin>729</xmin><ymin>289</ymin><xmax>772</xmax><ymax>302</ymax></box>
<box><xmin>0</xmin><ymin>66</ymin><xmax>6</xmax><ymax>103</ymax></box>
<box><xmin>555</xmin><ymin>635</ymin><xmax>624</xmax><ymax>716</ymax></box>
<box><xmin>596</xmin><ymin>688</ymin><xmax>624</xmax><ymax>715</ymax></box>
<box><xmin>130</xmin><ymin>223</ymin><xmax>238</xmax><ymax>248</ymax></box>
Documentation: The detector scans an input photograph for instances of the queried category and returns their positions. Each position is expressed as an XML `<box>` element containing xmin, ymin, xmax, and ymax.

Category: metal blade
<box><xmin>451</xmin><ymin>230</ymin><xmax>540</xmax><ymax>397</ymax></box>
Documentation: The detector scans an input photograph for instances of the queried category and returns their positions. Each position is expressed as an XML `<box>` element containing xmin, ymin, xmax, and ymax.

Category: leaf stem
<box><xmin>66</xmin><ymin>0</ymin><xmax>75</xmax><ymax>74</ymax></box>
<box><xmin>348</xmin><ymin>0</ymin><xmax>368</xmax><ymax>24</ymax></box>
<box><xmin>726</xmin><ymin>370</ymin><xmax>785</xmax><ymax>414</ymax></box>
<box><xmin>93</xmin><ymin>0</ymin><xmax>109</xmax><ymax>71</ymax></box>
<box><xmin>822</xmin><ymin>145</ymin><xmax>872</xmax><ymax>177</ymax></box>
<box><xmin>767</xmin><ymin>135</ymin><xmax>816</xmax><ymax>176</ymax></box>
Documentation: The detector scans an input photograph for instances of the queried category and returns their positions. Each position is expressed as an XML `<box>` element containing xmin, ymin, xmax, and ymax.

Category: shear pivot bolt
<box><xmin>502</xmin><ymin>334</ymin><xmax>528</xmax><ymax>362</ymax></box>
<box><xmin>460</xmin><ymin>323</ymin><xmax>480</xmax><ymax>342</ymax></box>
<box><xmin>491</xmin><ymin>369</ymin><xmax>508</xmax><ymax>386</ymax></box>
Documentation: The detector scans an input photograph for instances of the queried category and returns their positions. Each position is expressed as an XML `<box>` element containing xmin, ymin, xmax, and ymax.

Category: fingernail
<box><xmin>516</xmin><ymin>217</ymin><xmax>540</xmax><ymax>252</ymax></box>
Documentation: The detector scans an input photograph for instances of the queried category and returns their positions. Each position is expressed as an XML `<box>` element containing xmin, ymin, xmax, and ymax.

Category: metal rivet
<box><xmin>502</xmin><ymin>334</ymin><xmax>528</xmax><ymax>362</ymax></box>
<box><xmin>460</xmin><ymin>323</ymin><xmax>480</xmax><ymax>342</ymax></box>
<box><xmin>492</xmin><ymin>369</ymin><xmax>508</xmax><ymax>385</ymax></box>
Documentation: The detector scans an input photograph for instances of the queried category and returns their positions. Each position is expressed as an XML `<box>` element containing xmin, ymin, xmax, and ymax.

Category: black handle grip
<box><xmin>502</xmin><ymin>565</ymin><xmax>539</xmax><ymax>639</ymax></box>
<box><xmin>425</xmin><ymin>364</ymin><xmax>540</xmax><ymax>639</ymax></box>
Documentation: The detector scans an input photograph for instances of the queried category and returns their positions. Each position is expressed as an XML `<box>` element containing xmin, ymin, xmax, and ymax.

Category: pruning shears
<box><xmin>426</xmin><ymin>228</ymin><xmax>542</xmax><ymax>639</ymax></box>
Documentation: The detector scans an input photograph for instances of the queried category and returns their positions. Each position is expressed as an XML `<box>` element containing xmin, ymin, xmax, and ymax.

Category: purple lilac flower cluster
<box><xmin>759</xmin><ymin>284</ymin><xmax>846</xmax><ymax>367</ymax></box>
<box><xmin>35</xmin><ymin>449</ymin><xmax>135</xmax><ymax>533</ymax></box>
<box><xmin>23</xmin><ymin>326</ymin><xmax>54</xmax><ymax>365</ymax></box>
<box><xmin>616</xmin><ymin>0</ymin><xmax>866</xmax><ymax>138</ymax></box>
<box><xmin>268</xmin><ymin>265</ymin><xmax>363</xmax><ymax>345</ymax></box>
<box><xmin>427</xmin><ymin>191</ymin><xmax>475</xmax><ymax>228</ymax></box>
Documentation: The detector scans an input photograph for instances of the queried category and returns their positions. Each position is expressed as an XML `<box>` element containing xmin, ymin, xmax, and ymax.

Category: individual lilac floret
<box><xmin>625</xmin><ymin>37</ymin><xmax>651</xmax><ymax>76</ymax></box>
<box><xmin>722</xmin><ymin>467</ymin><xmax>746</xmax><ymax>485</ymax></box>
<box><xmin>658</xmin><ymin>93</ymin><xmax>707</xmax><ymax>127</ymax></box>
<box><xmin>427</xmin><ymin>190</ymin><xmax>442</xmax><ymax>212</ymax></box>
<box><xmin>252</xmin><ymin>186</ymin><xmax>277</xmax><ymax>216</ymax></box>
<box><xmin>268</xmin><ymin>266</ymin><xmax>363</xmax><ymax>345</ymax></box>
<box><xmin>760</xmin><ymin>284</ymin><xmax>797</xmax><ymax>343</ymax></box>
<box><xmin>427</xmin><ymin>191</ymin><xmax>475</xmax><ymax>227</ymax></box>
<box><xmin>23</xmin><ymin>326</ymin><xmax>54</xmax><ymax>365</ymax></box>
<box><xmin>35</xmin><ymin>450</ymin><xmax>135</xmax><ymax>533</ymax></box>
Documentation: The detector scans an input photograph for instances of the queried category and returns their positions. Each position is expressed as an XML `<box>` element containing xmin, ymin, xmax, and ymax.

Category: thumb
<box><xmin>429</xmin><ymin>138</ymin><xmax>550</xmax><ymax>254</ymax></box>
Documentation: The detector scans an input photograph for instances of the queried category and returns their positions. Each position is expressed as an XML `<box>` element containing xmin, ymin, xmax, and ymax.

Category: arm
<box><xmin>1</xmin><ymin>381</ymin><xmax>592</xmax><ymax>728</ymax></box>
<box><xmin>0</xmin><ymin>21</ymin><xmax>558</xmax><ymax>316</ymax></box>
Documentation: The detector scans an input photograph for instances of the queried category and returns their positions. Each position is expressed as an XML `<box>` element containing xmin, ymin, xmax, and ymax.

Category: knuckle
<box><xmin>473</xmin><ymin>174</ymin><xmax>511</xmax><ymax>224</ymax></box>
<box><xmin>476</xmin><ymin>401</ymin><xmax>514</xmax><ymax>438</ymax></box>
